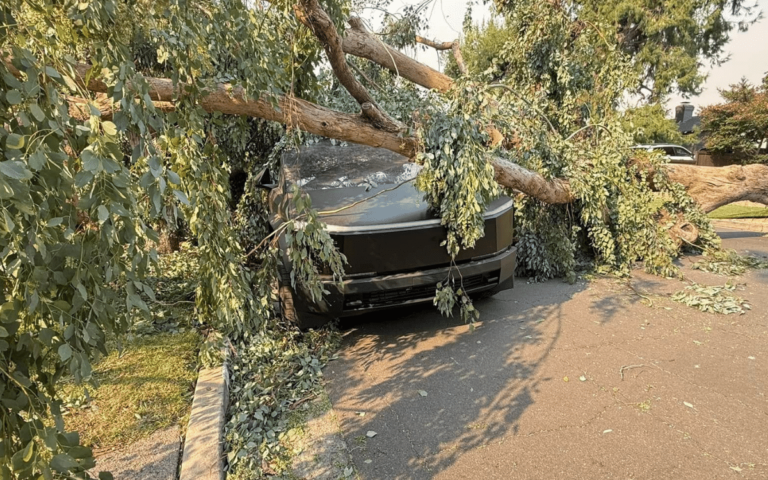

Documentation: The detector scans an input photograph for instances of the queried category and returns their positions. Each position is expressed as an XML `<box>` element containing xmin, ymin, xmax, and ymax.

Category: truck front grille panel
<box><xmin>343</xmin><ymin>271</ymin><xmax>499</xmax><ymax>310</ymax></box>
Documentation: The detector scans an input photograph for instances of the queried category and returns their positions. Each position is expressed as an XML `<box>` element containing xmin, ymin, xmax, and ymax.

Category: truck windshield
<box><xmin>282</xmin><ymin>142</ymin><xmax>421</xmax><ymax>190</ymax></box>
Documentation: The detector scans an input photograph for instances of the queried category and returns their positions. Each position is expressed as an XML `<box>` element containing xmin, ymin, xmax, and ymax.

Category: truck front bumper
<box><xmin>286</xmin><ymin>245</ymin><xmax>516</xmax><ymax>326</ymax></box>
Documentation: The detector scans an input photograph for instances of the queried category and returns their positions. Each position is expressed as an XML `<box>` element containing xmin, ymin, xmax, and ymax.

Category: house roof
<box><xmin>678</xmin><ymin>116</ymin><xmax>701</xmax><ymax>134</ymax></box>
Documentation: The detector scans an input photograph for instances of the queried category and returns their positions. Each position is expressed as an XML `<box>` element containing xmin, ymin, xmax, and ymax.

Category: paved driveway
<box><xmin>324</xmin><ymin>230</ymin><xmax>768</xmax><ymax>479</ymax></box>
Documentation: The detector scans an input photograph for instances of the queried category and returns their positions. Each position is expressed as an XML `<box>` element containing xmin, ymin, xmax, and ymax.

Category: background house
<box><xmin>675</xmin><ymin>102</ymin><xmax>744</xmax><ymax>167</ymax></box>
<box><xmin>675</xmin><ymin>102</ymin><xmax>700</xmax><ymax>136</ymax></box>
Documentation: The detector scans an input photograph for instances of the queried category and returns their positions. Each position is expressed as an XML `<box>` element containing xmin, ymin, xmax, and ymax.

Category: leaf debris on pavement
<box><xmin>671</xmin><ymin>282</ymin><xmax>749</xmax><ymax>314</ymax></box>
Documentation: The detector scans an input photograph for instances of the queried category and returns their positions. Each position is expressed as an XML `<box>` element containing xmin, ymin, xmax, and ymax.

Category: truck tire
<box><xmin>277</xmin><ymin>263</ymin><xmax>300</xmax><ymax>325</ymax></box>
<box><xmin>276</xmin><ymin>263</ymin><xmax>329</xmax><ymax>330</ymax></box>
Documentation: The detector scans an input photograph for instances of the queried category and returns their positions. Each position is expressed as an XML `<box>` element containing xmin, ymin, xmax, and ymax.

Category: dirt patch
<box><xmin>93</xmin><ymin>426</ymin><xmax>181</xmax><ymax>480</ymax></box>
<box><xmin>290</xmin><ymin>390</ymin><xmax>358</xmax><ymax>480</ymax></box>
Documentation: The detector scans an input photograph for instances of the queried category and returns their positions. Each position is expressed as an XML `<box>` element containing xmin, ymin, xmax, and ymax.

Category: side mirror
<box><xmin>254</xmin><ymin>167</ymin><xmax>277</xmax><ymax>190</ymax></box>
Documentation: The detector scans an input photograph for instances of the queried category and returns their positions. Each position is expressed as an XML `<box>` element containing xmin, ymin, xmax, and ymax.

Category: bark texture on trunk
<box><xmin>491</xmin><ymin>157</ymin><xmax>574</xmax><ymax>204</ymax></box>
<box><xmin>343</xmin><ymin>18</ymin><xmax>455</xmax><ymax>92</ymax></box>
<box><xmin>294</xmin><ymin>0</ymin><xmax>402</xmax><ymax>133</ymax></box>
<box><xmin>665</xmin><ymin>164</ymin><xmax>768</xmax><ymax>213</ymax></box>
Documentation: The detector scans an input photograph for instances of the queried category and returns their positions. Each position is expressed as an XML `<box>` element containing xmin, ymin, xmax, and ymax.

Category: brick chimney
<box><xmin>675</xmin><ymin>102</ymin><xmax>694</xmax><ymax>124</ymax></box>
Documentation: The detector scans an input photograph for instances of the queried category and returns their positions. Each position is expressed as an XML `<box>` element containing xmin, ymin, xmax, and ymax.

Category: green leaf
<box><xmin>0</xmin><ymin>160</ymin><xmax>32</xmax><ymax>180</ymax></box>
<box><xmin>47</xmin><ymin>217</ymin><xmax>63</xmax><ymax>227</ymax></box>
<box><xmin>3</xmin><ymin>211</ymin><xmax>14</xmax><ymax>233</ymax></box>
<box><xmin>97</xmin><ymin>205</ymin><xmax>109</xmax><ymax>223</ymax></box>
<box><xmin>167</xmin><ymin>170</ymin><xmax>180</xmax><ymax>184</ymax></box>
<box><xmin>102</xmin><ymin>121</ymin><xmax>117</xmax><ymax>136</ymax></box>
<box><xmin>5</xmin><ymin>134</ymin><xmax>25</xmax><ymax>150</ymax></box>
<box><xmin>173</xmin><ymin>190</ymin><xmax>190</xmax><ymax>205</ymax></box>
<box><xmin>44</xmin><ymin>66</ymin><xmax>61</xmax><ymax>79</ymax></box>
<box><xmin>6</xmin><ymin>89</ymin><xmax>21</xmax><ymax>105</ymax></box>
<box><xmin>50</xmin><ymin>453</ymin><xmax>78</xmax><ymax>473</ymax></box>
<box><xmin>68</xmin><ymin>446</ymin><xmax>92</xmax><ymax>459</ymax></box>
<box><xmin>22</xmin><ymin>440</ymin><xmax>34</xmax><ymax>462</ymax></box>
<box><xmin>75</xmin><ymin>170</ymin><xmax>94</xmax><ymax>187</ymax></box>
<box><xmin>76</xmin><ymin>283</ymin><xmax>88</xmax><ymax>301</ymax></box>
<box><xmin>58</xmin><ymin>344</ymin><xmax>72</xmax><ymax>362</ymax></box>
<box><xmin>29</xmin><ymin>150</ymin><xmax>46</xmax><ymax>170</ymax></box>
<box><xmin>29</xmin><ymin>104</ymin><xmax>45</xmax><ymax>122</ymax></box>
<box><xmin>81</xmin><ymin>150</ymin><xmax>100</xmax><ymax>172</ymax></box>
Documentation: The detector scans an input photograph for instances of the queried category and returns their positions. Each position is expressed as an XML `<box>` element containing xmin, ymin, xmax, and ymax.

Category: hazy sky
<box><xmin>367</xmin><ymin>0</ymin><xmax>768</xmax><ymax>117</ymax></box>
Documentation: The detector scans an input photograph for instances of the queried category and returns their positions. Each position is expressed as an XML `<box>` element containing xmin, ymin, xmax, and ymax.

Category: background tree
<box><xmin>701</xmin><ymin>76</ymin><xmax>768</xmax><ymax>162</ymax></box>
<box><xmin>621</xmin><ymin>104</ymin><xmax>692</xmax><ymax>145</ymax></box>
<box><xmin>445</xmin><ymin>0</ymin><xmax>761</xmax><ymax>101</ymax></box>
<box><xmin>577</xmin><ymin>0</ymin><xmax>761</xmax><ymax>100</ymax></box>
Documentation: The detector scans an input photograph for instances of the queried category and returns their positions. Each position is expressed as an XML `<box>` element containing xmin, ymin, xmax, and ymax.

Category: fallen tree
<box><xmin>6</xmin><ymin>15</ymin><xmax>764</xmax><ymax>215</ymax></box>
<box><xmin>4</xmin><ymin>1</ymin><xmax>766</xmax><ymax>477</ymax></box>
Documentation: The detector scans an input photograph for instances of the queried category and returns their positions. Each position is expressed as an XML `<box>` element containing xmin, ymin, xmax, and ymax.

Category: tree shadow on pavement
<box><xmin>324</xmin><ymin>279</ymin><xmax>587</xmax><ymax>479</ymax></box>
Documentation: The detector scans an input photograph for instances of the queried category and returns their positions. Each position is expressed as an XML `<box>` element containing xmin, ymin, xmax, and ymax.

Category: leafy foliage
<box><xmin>0</xmin><ymin>0</ymin><xmax>341</xmax><ymax>475</ymax></box>
<box><xmin>0</xmin><ymin>51</ymin><xmax>152</xmax><ymax>479</ymax></box>
<box><xmin>691</xmin><ymin>249</ymin><xmax>768</xmax><ymax>276</ymax></box>
<box><xmin>439</xmin><ymin>1</ymin><xmax>720</xmax><ymax>282</ymax></box>
<box><xmin>558</xmin><ymin>0</ymin><xmax>759</xmax><ymax>100</ymax></box>
<box><xmin>701</xmin><ymin>76</ymin><xmax>768</xmax><ymax>163</ymax></box>
<box><xmin>0</xmin><ymin>0</ymin><xmax>760</xmax><ymax>477</ymax></box>
<box><xmin>671</xmin><ymin>282</ymin><xmax>750</xmax><ymax>314</ymax></box>
<box><xmin>415</xmin><ymin>82</ymin><xmax>500</xmax><ymax>256</ymax></box>
<box><xmin>225</xmin><ymin>321</ymin><xmax>340</xmax><ymax>479</ymax></box>
<box><xmin>621</xmin><ymin>104</ymin><xmax>692</xmax><ymax>146</ymax></box>
<box><xmin>434</xmin><ymin>280</ymin><xmax>479</xmax><ymax>324</ymax></box>
<box><xmin>448</xmin><ymin>0</ymin><xmax>760</xmax><ymax>100</ymax></box>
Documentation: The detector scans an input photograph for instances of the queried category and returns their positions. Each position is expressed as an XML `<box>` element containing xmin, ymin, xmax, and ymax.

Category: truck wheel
<box><xmin>276</xmin><ymin>263</ymin><xmax>328</xmax><ymax>330</ymax></box>
<box><xmin>277</xmin><ymin>263</ymin><xmax>299</xmax><ymax>324</ymax></box>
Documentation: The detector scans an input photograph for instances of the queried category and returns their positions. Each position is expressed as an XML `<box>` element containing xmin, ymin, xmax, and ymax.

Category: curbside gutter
<box><xmin>711</xmin><ymin>219</ymin><xmax>768</xmax><ymax>233</ymax></box>
<box><xmin>179</xmin><ymin>362</ymin><xmax>229</xmax><ymax>480</ymax></box>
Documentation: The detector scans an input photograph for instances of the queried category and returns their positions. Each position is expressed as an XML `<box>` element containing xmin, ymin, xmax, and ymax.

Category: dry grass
<box><xmin>61</xmin><ymin>331</ymin><xmax>200</xmax><ymax>451</ymax></box>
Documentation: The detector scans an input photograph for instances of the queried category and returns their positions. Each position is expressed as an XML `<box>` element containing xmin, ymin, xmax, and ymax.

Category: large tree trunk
<box><xmin>665</xmin><ymin>164</ymin><xmax>768</xmax><ymax>213</ymax></box>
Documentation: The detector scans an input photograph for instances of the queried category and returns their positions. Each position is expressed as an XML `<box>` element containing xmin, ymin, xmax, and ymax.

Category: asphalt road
<box><xmin>325</xmin><ymin>229</ymin><xmax>768</xmax><ymax>479</ymax></box>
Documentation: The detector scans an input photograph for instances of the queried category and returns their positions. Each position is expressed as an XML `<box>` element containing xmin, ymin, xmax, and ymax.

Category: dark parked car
<box><xmin>260</xmin><ymin>142</ymin><xmax>517</xmax><ymax>328</ymax></box>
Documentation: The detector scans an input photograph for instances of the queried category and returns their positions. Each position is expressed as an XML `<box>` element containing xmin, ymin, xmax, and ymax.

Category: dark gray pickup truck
<box><xmin>262</xmin><ymin>142</ymin><xmax>516</xmax><ymax>328</ymax></box>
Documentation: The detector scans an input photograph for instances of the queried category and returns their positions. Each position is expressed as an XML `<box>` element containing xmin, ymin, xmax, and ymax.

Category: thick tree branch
<box><xmin>451</xmin><ymin>41</ymin><xmax>467</xmax><ymax>75</ymax></box>
<box><xmin>3</xmin><ymin>56</ymin><xmax>418</xmax><ymax>156</ymax></box>
<box><xmin>343</xmin><ymin>17</ymin><xmax>454</xmax><ymax>92</ymax></box>
<box><xmin>66</xmin><ymin>93</ymin><xmax>174</xmax><ymax>121</ymax></box>
<box><xmin>415</xmin><ymin>36</ymin><xmax>467</xmax><ymax>75</ymax></box>
<box><xmin>294</xmin><ymin>0</ymin><xmax>402</xmax><ymax>133</ymax></box>
<box><xmin>415</xmin><ymin>36</ymin><xmax>454</xmax><ymax>50</ymax></box>
<box><xmin>491</xmin><ymin>157</ymin><xmax>574</xmax><ymax>203</ymax></box>
<box><xmin>7</xmin><ymin>48</ymin><xmax>768</xmax><ymax>218</ymax></box>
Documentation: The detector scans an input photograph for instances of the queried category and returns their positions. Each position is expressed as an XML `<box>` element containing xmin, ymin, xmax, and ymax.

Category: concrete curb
<box><xmin>712</xmin><ymin>219</ymin><xmax>768</xmax><ymax>233</ymax></box>
<box><xmin>179</xmin><ymin>362</ymin><xmax>229</xmax><ymax>480</ymax></box>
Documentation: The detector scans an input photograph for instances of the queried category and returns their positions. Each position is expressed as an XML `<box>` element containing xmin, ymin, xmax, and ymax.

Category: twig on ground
<box><xmin>620</xmin><ymin>364</ymin><xmax>645</xmax><ymax>381</ymax></box>
<box><xmin>289</xmin><ymin>394</ymin><xmax>316</xmax><ymax>410</ymax></box>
